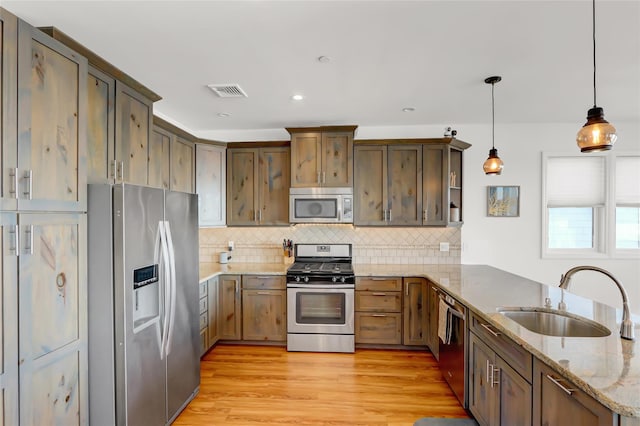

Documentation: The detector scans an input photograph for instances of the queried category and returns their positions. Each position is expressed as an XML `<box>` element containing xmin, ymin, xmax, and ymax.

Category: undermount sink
<box><xmin>498</xmin><ymin>308</ymin><xmax>611</xmax><ymax>338</ymax></box>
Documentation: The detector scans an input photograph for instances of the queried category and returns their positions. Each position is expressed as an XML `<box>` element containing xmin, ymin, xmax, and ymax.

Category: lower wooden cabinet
<box><xmin>532</xmin><ymin>358</ymin><xmax>616</xmax><ymax>426</ymax></box>
<box><xmin>207</xmin><ymin>276</ymin><xmax>219</xmax><ymax>347</ymax></box>
<box><xmin>427</xmin><ymin>281</ymin><xmax>440</xmax><ymax>359</ymax></box>
<box><xmin>469</xmin><ymin>331</ymin><xmax>532</xmax><ymax>426</ymax></box>
<box><xmin>403</xmin><ymin>277</ymin><xmax>428</xmax><ymax>346</ymax></box>
<box><xmin>355</xmin><ymin>277</ymin><xmax>402</xmax><ymax>344</ymax></box>
<box><xmin>198</xmin><ymin>280</ymin><xmax>208</xmax><ymax>356</ymax></box>
<box><xmin>218</xmin><ymin>275</ymin><xmax>242</xmax><ymax>340</ymax></box>
<box><xmin>242</xmin><ymin>276</ymin><xmax>286</xmax><ymax>341</ymax></box>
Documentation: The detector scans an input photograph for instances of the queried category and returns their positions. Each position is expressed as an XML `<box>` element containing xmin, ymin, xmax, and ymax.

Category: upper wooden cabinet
<box><xmin>12</xmin><ymin>20</ymin><xmax>87</xmax><ymax>212</ymax></box>
<box><xmin>0</xmin><ymin>9</ymin><xmax>18</xmax><ymax>212</ymax></box>
<box><xmin>288</xmin><ymin>126</ymin><xmax>356</xmax><ymax>188</ymax></box>
<box><xmin>115</xmin><ymin>82</ymin><xmax>153</xmax><ymax>186</ymax></box>
<box><xmin>38</xmin><ymin>26</ymin><xmax>163</xmax><ymax>189</ymax></box>
<box><xmin>195</xmin><ymin>143</ymin><xmax>226</xmax><ymax>227</ymax></box>
<box><xmin>227</xmin><ymin>146</ymin><xmax>290</xmax><ymax>226</ymax></box>
<box><xmin>152</xmin><ymin>116</ymin><xmax>196</xmax><ymax>193</ymax></box>
<box><xmin>354</xmin><ymin>139</ymin><xmax>470</xmax><ymax>227</ymax></box>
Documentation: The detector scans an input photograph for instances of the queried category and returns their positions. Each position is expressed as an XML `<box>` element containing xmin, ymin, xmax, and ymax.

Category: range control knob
<box><xmin>295</xmin><ymin>276</ymin><xmax>301</xmax><ymax>282</ymax></box>
<box><xmin>303</xmin><ymin>276</ymin><xmax>309</xmax><ymax>283</ymax></box>
<box><xmin>332</xmin><ymin>276</ymin><xmax>338</xmax><ymax>283</ymax></box>
<box><xmin>340</xmin><ymin>277</ymin><xmax>346</xmax><ymax>283</ymax></box>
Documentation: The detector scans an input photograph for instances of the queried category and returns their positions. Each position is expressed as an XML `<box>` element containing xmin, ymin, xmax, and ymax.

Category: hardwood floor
<box><xmin>174</xmin><ymin>344</ymin><xmax>470</xmax><ymax>426</ymax></box>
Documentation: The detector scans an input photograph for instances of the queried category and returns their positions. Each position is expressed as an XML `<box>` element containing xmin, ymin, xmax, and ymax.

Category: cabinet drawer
<box><xmin>199</xmin><ymin>281</ymin><xmax>208</xmax><ymax>299</ymax></box>
<box><xmin>199</xmin><ymin>312</ymin><xmax>208</xmax><ymax>331</ymax></box>
<box><xmin>355</xmin><ymin>277</ymin><xmax>402</xmax><ymax>291</ymax></box>
<box><xmin>355</xmin><ymin>312</ymin><xmax>402</xmax><ymax>344</ymax></box>
<box><xmin>199</xmin><ymin>296</ymin><xmax>207</xmax><ymax>314</ymax></box>
<box><xmin>471</xmin><ymin>311</ymin><xmax>532</xmax><ymax>382</ymax></box>
<box><xmin>199</xmin><ymin>329</ymin><xmax>208</xmax><ymax>357</ymax></box>
<box><xmin>355</xmin><ymin>291</ymin><xmax>401</xmax><ymax>312</ymax></box>
<box><xmin>242</xmin><ymin>275</ymin><xmax>286</xmax><ymax>290</ymax></box>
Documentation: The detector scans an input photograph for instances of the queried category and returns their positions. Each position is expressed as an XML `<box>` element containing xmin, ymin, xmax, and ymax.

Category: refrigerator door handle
<box><xmin>156</xmin><ymin>221</ymin><xmax>172</xmax><ymax>359</ymax></box>
<box><xmin>163</xmin><ymin>221</ymin><xmax>178</xmax><ymax>357</ymax></box>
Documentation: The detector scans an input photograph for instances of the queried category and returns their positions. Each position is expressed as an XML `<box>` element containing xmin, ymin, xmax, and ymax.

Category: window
<box><xmin>542</xmin><ymin>153</ymin><xmax>639</xmax><ymax>258</ymax></box>
<box><xmin>615</xmin><ymin>156</ymin><xmax>640</xmax><ymax>249</ymax></box>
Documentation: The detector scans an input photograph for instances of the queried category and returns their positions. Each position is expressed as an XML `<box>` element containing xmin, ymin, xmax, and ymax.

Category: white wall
<box><xmin>456</xmin><ymin>121</ymin><xmax>640</xmax><ymax>313</ymax></box>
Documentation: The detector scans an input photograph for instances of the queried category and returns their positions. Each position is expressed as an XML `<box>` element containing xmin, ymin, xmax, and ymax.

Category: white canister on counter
<box><xmin>219</xmin><ymin>252</ymin><xmax>231</xmax><ymax>264</ymax></box>
<box><xmin>450</xmin><ymin>207</ymin><xmax>460</xmax><ymax>222</ymax></box>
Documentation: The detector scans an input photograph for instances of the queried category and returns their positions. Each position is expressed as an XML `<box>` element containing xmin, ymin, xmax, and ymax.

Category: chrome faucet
<box><xmin>559</xmin><ymin>266</ymin><xmax>634</xmax><ymax>340</ymax></box>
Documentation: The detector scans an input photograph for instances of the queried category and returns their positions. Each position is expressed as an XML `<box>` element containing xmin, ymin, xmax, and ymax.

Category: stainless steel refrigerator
<box><xmin>87</xmin><ymin>183</ymin><xmax>200</xmax><ymax>425</ymax></box>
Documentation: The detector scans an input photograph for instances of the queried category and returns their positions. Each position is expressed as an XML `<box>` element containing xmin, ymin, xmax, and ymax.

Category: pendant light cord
<box><xmin>592</xmin><ymin>0</ymin><xmax>597</xmax><ymax>107</ymax></box>
<box><xmin>491</xmin><ymin>82</ymin><xmax>496</xmax><ymax>150</ymax></box>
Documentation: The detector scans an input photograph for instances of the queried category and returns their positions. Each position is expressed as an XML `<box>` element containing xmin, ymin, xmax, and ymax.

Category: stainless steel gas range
<box><xmin>286</xmin><ymin>243</ymin><xmax>355</xmax><ymax>353</ymax></box>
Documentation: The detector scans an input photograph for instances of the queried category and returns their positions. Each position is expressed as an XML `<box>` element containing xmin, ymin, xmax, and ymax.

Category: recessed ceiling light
<box><xmin>291</xmin><ymin>94</ymin><xmax>304</xmax><ymax>101</ymax></box>
<box><xmin>217</xmin><ymin>112</ymin><xmax>231</xmax><ymax>118</ymax></box>
<box><xmin>318</xmin><ymin>56</ymin><xmax>331</xmax><ymax>63</ymax></box>
<box><xmin>402</xmin><ymin>107</ymin><xmax>415</xmax><ymax>112</ymax></box>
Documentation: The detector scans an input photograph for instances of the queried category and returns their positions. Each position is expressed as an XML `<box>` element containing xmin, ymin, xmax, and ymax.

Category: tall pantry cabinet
<box><xmin>1</xmin><ymin>8</ymin><xmax>88</xmax><ymax>425</ymax></box>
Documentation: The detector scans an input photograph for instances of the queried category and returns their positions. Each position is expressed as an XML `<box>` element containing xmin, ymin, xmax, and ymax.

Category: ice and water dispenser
<box><xmin>132</xmin><ymin>264</ymin><xmax>160</xmax><ymax>330</ymax></box>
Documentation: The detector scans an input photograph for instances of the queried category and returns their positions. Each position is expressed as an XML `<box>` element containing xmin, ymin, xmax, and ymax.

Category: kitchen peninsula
<box><xmin>200</xmin><ymin>262</ymin><xmax>640</xmax><ymax>425</ymax></box>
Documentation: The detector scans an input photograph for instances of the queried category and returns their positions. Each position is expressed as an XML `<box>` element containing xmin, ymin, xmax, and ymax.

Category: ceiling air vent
<box><xmin>207</xmin><ymin>84</ymin><xmax>248</xmax><ymax>98</ymax></box>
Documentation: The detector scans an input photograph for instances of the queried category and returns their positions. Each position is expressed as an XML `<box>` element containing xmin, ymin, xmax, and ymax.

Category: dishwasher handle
<box><xmin>439</xmin><ymin>294</ymin><xmax>465</xmax><ymax>320</ymax></box>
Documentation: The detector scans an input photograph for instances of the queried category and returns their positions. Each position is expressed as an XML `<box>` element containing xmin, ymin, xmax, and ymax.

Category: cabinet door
<box><xmin>0</xmin><ymin>213</ymin><xmax>18</xmax><ymax>425</ymax></box>
<box><xmin>171</xmin><ymin>137</ymin><xmax>194</xmax><ymax>193</ymax></box>
<box><xmin>354</xmin><ymin>145</ymin><xmax>387</xmax><ymax>225</ymax></box>
<box><xmin>87</xmin><ymin>66</ymin><xmax>115</xmax><ymax>184</ymax></box>
<box><xmin>387</xmin><ymin>145</ymin><xmax>422</xmax><ymax>225</ymax></box>
<box><xmin>428</xmin><ymin>283</ymin><xmax>440</xmax><ymax>359</ymax></box>
<box><xmin>148</xmin><ymin>127</ymin><xmax>170</xmax><ymax>189</ymax></box>
<box><xmin>355</xmin><ymin>312</ymin><xmax>402</xmax><ymax>344</ymax></box>
<box><xmin>533</xmin><ymin>359</ymin><xmax>616</xmax><ymax>426</ymax></box>
<box><xmin>290</xmin><ymin>132</ymin><xmax>322</xmax><ymax>187</ymax></box>
<box><xmin>322</xmin><ymin>132</ymin><xmax>353</xmax><ymax>187</ymax></box>
<box><xmin>218</xmin><ymin>275</ymin><xmax>241</xmax><ymax>340</ymax></box>
<box><xmin>403</xmin><ymin>278</ymin><xmax>428</xmax><ymax>346</ymax></box>
<box><xmin>496</xmin><ymin>356</ymin><xmax>532</xmax><ymax>426</ymax></box>
<box><xmin>17</xmin><ymin>21</ymin><xmax>87</xmax><ymax>212</ymax></box>
<box><xmin>423</xmin><ymin>145</ymin><xmax>447</xmax><ymax>226</ymax></box>
<box><xmin>227</xmin><ymin>149</ymin><xmax>259</xmax><ymax>225</ymax></box>
<box><xmin>114</xmin><ymin>81</ymin><xmax>152</xmax><ymax>186</ymax></box>
<box><xmin>207</xmin><ymin>276</ymin><xmax>219</xmax><ymax>348</ymax></box>
<box><xmin>196</xmin><ymin>144</ymin><xmax>225</xmax><ymax>226</ymax></box>
<box><xmin>0</xmin><ymin>10</ymin><xmax>18</xmax><ymax>211</ymax></box>
<box><xmin>259</xmin><ymin>147</ymin><xmax>290</xmax><ymax>225</ymax></box>
<box><xmin>242</xmin><ymin>289</ymin><xmax>286</xmax><ymax>341</ymax></box>
<box><xmin>469</xmin><ymin>333</ymin><xmax>495</xmax><ymax>426</ymax></box>
<box><xmin>18</xmin><ymin>213</ymin><xmax>87</xmax><ymax>425</ymax></box>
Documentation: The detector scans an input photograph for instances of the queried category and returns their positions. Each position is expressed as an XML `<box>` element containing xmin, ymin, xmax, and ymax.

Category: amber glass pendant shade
<box><xmin>483</xmin><ymin>148</ymin><xmax>504</xmax><ymax>175</ymax></box>
<box><xmin>576</xmin><ymin>107</ymin><xmax>617</xmax><ymax>152</ymax></box>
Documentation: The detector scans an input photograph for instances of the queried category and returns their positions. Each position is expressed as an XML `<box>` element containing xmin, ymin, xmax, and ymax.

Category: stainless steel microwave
<box><xmin>289</xmin><ymin>187</ymin><xmax>353</xmax><ymax>223</ymax></box>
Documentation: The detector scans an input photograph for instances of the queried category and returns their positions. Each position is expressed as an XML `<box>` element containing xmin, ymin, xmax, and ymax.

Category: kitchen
<box><xmin>1</xmin><ymin>1</ymin><xmax>639</xmax><ymax>426</ymax></box>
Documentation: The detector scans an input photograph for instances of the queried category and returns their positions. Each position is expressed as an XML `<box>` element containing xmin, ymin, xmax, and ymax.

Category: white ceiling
<box><xmin>4</xmin><ymin>0</ymin><xmax>640</xmax><ymax>142</ymax></box>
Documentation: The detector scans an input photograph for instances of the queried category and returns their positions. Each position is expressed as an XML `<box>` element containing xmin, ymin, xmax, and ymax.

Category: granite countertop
<box><xmin>198</xmin><ymin>262</ymin><xmax>640</xmax><ymax>418</ymax></box>
<box><xmin>199</xmin><ymin>262</ymin><xmax>289</xmax><ymax>282</ymax></box>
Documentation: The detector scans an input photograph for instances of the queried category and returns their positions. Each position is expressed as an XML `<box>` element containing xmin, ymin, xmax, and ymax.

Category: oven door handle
<box><xmin>287</xmin><ymin>283</ymin><xmax>354</xmax><ymax>289</ymax></box>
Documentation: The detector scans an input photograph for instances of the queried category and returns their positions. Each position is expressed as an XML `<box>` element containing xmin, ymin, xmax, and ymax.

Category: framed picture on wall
<box><xmin>487</xmin><ymin>186</ymin><xmax>520</xmax><ymax>217</ymax></box>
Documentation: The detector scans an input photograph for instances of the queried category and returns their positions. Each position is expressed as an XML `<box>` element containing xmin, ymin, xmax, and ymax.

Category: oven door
<box><xmin>287</xmin><ymin>286</ymin><xmax>354</xmax><ymax>334</ymax></box>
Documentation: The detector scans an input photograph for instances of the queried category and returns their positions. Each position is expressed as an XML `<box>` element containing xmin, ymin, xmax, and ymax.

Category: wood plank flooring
<box><xmin>174</xmin><ymin>345</ymin><xmax>470</xmax><ymax>426</ymax></box>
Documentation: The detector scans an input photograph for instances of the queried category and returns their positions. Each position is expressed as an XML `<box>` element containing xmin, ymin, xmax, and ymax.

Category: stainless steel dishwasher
<box><xmin>438</xmin><ymin>292</ymin><xmax>467</xmax><ymax>407</ymax></box>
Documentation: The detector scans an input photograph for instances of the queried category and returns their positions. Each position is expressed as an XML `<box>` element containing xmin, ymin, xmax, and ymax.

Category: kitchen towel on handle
<box><xmin>438</xmin><ymin>298</ymin><xmax>452</xmax><ymax>344</ymax></box>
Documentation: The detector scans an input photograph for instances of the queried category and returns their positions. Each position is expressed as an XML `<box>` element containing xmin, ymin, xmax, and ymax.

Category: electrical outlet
<box><xmin>439</xmin><ymin>242</ymin><xmax>450</xmax><ymax>252</ymax></box>
<box><xmin>228</xmin><ymin>241</ymin><xmax>234</xmax><ymax>251</ymax></box>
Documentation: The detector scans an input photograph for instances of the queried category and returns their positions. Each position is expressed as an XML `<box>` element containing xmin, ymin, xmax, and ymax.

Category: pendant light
<box><xmin>576</xmin><ymin>0</ymin><xmax>617</xmax><ymax>152</ymax></box>
<box><xmin>483</xmin><ymin>76</ymin><xmax>504</xmax><ymax>175</ymax></box>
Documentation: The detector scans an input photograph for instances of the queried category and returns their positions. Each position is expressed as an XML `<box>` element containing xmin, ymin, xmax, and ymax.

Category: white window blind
<box><xmin>616</xmin><ymin>156</ymin><xmax>640</xmax><ymax>205</ymax></box>
<box><xmin>546</xmin><ymin>157</ymin><xmax>605</xmax><ymax>207</ymax></box>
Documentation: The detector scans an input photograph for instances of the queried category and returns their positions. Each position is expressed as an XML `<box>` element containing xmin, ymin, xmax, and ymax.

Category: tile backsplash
<box><xmin>199</xmin><ymin>225</ymin><xmax>461</xmax><ymax>264</ymax></box>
